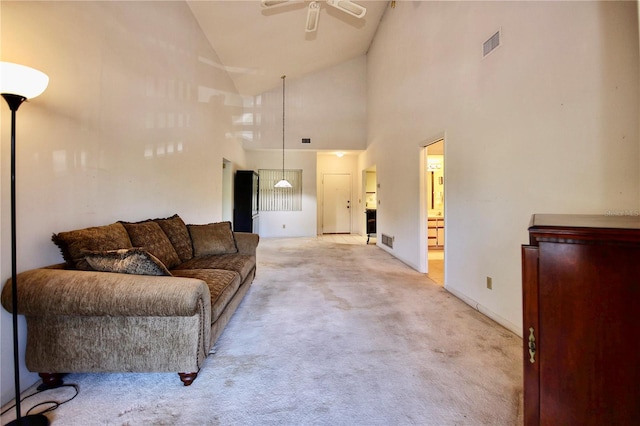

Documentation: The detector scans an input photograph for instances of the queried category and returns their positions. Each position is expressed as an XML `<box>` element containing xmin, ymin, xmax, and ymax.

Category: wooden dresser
<box><xmin>522</xmin><ymin>214</ymin><xmax>640</xmax><ymax>425</ymax></box>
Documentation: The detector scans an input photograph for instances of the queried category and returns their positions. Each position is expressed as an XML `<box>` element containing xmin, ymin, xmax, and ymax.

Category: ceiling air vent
<box><xmin>483</xmin><ymin>30</ymin><xmax>501</xmax><ymax>57</ymax></box>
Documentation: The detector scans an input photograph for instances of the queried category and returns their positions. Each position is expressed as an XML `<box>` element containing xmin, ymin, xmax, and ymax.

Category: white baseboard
<box><xmin>377</xmin><ymin>243</ymin><xmax>422</xmax><ymax>271</ymax></box>
<box><xmin>444</xmin><ymin>285</ymin><xmax>523</xmax><ymax>338</ymax></box>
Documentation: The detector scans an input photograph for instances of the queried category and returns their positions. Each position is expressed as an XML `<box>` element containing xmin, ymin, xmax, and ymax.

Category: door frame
<box><xmin>419</xmin><ymin>134</ymin><xmax>446</xmax><ymax>277</ymax></box>
<box><xmin>362</xmin><ymin>166</ymin><xmax>376</xmax><ymax>239</ymax></box>
<box><xmin>222</xmin><ymin>158</ymin><xmax>233</xmax><ymax>223</ymax></box>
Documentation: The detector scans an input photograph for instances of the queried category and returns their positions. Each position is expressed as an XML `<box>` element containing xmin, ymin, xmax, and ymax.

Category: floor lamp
<box><xmin>1</xmin><ymin>61</ymin><xmax>50</xmax><ymax>426</ymax></box>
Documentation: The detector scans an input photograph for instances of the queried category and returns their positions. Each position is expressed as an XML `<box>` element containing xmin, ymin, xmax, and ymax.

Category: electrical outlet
<box><xmin>486</xmin><ymin>277</ymin><xmax>493</xmax><ymax>290</ymax></box>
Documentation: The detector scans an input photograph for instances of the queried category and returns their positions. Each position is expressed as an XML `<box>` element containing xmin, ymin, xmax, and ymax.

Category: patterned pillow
<box><xmin>52</xmin><ymin>223</ymin><xmax>133</xmax><ymax>270</ymax></box>
<box><xmin>154</xmin><ymin>214</ymin><xmax>193</xmax><ymax>263</ymax></box>
<box><xmin>121</xmin><ymin>221</ymin><xmax>182</xmax><ymax>269</ymax></box>
<box><xmin>188</xmin><ymin>222</ymin><xmax>238</xmax><ymax>257</ymax></box>
<box><xmin>84</xmin><ymin>248</ymin><xmax>172</xmax><ymax>276</ymax></box>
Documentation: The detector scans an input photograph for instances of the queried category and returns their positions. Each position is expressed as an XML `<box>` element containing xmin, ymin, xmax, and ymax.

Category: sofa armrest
<box><xmin>234</xmin><ymin>232</ymin><xmax>259</xmax><ymax>256</ymax></box>
<box><xmin>1</xmin><ymin>269</ymin><xmax>210</xmax><ymax>317</ymax></box>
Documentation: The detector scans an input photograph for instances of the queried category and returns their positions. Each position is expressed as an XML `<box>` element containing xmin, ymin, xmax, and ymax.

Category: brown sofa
<box><xmin>1</xmin><ymin>214</ymin><xmax>258</xmax><ymax>386</ymax></box>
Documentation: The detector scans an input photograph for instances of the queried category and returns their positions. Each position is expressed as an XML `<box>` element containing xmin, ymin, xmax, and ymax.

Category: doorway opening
<box><xmin>363</xmin><ymin>167</ymin><xmax>377</xmax><ymax>244</ymax></box>
<box><xmin>420</xmin><ymin>139</ymin><xmax>445</xmax><ymax>285</ymax></box>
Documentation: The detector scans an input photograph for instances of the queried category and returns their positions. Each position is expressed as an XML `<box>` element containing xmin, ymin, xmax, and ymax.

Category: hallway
<box><xmin>318</xmin><ymin>234</ymin><xmax>444</xmax><ymax>286</ymax></box>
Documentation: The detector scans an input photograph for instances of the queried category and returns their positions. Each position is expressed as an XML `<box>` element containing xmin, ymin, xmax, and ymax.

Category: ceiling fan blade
<box><xmin>305</xmin><ymin>1</ymin><xmax>321</xmax><ymax>33</ymax></box>
<box><xmin>261</xmin><ymin>0</ymin><xmax>291</xmax><ymax>8</ymax></box>
<box><xmin>326</xmin><ymin>0</ymin><xmax>366</xmax><ymax>18</ymax></box>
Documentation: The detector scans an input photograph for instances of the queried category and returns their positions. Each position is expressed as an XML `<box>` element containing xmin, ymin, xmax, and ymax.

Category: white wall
<box><xmin>242</xmin><ymin>56</ymin><xmax>367</xmax><ymax>151</ymax></box>
<box><xmin>366</xmin><ymin>1</ymin><xmax>639</xmax><ymax>334</ymax></box>
<box><xmin>0</xmin><ymin>1</ymin><xmax>246</xmax><ymax>404</ymax></box>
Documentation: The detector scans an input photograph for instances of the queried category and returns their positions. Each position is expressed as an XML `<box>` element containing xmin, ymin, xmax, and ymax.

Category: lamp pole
<box><xmin>1</xmin><ymin>62</ymin><xmax>50</xmax><ymax>426</ymax></box>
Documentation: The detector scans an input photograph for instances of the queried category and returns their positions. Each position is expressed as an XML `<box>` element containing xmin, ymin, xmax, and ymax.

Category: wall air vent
<box><xmin>483</xmin><ymin>29</ymin><xmax>501</xmax><ymax>57</ymax></box>
<box><xmin>381</xmin><ymin>234</ymin><xmax>394</xmax><ymax>249</ymax></box>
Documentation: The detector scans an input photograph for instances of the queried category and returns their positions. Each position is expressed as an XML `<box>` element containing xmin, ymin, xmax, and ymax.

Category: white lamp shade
<box><xmin>0</xmin><ymin>61</ymin><xmax>49</xmax><ymax>99</ymax></box>
<box><xmin>275</xmin><ymin>179</ymin><xmax>292</xmax><ymax>188</ymax></box>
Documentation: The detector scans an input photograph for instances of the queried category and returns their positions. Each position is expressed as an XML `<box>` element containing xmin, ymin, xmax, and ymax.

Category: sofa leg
<box><xmin>38</xmin><ymin>372</ymin><xmax>64</xmax><ymax>390</ymax></box>
<box><xmin>178</xmin><ymin>372</ymin><xmax>198</xmax><ymax>386</ymax></box>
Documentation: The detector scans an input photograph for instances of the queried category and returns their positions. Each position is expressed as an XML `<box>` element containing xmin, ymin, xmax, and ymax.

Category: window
<box><xmin>259</xmin><ymin>169</ymin><xmax>302</xmax><ymax>211</ymax></box>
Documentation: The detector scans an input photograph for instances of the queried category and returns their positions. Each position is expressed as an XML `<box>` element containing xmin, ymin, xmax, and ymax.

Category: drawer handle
<box><xmin>528</xmin><ymin>327</ymin><xmax>536</xmax><ymax>364</ymax></box>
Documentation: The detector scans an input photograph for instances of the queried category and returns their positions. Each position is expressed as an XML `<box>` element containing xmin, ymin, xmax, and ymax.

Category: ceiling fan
<box><xmin>261</xmin><ymin>0</ymin><xmax>367</xmax><ymax>33</ymax></box>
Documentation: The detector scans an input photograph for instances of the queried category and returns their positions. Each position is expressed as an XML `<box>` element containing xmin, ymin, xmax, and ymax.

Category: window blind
<box><xmin>259</xmin><ymin>169</ymin><xmax>302</xmax><ymax>211</ymax></box>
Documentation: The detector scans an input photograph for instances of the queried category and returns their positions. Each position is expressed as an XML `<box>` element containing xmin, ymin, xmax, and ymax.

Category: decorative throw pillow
<box><xmin>84</xmin><ymin>248</ymin><xmax>172</xmax><ymax>276</ymax></box>
<box><xmin>154</xmin><ymin>214</ymin><xmax>193</xmax><ymax>263</ymax></box>
<box><xmin>121</xmin><ymin>221</ymin><xmax>182</xmax><ymax>269</ymax></box>
<box><xmin>188</xmin><ymin>222</ymin><xmax>238</xmax><ymax>257</ymax></box>
<box><xmin>52</xmin><ymin>223</ymin><xmax>133</xmax><ymax>270</ymax></box>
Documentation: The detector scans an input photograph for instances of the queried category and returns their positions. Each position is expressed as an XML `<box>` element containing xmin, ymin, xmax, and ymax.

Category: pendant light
<box><xmin>275</xmin><ymin>75</ymin><xmax>292</xmax><ymax>188</ymax></box>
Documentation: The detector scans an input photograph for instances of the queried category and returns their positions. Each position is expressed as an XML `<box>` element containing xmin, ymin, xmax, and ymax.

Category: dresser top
<box><xmin>530</xmin><ymin>214</ymin><xmax>640</xmax><ymax>230</ymax></box>
<box><xmin>528</xmin><ymin>214</ymin><xmax>640</xmax><ymax>245</ymax></box>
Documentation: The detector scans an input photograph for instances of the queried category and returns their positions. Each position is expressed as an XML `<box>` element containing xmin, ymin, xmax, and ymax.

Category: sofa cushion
<box><xmin>188</xmin><ymin>222</ymin><xmax>238</xmax><ymax>256</ymax></box>
<box><xmin>171</xmin><ymin>269</ymin><xmax>241</xmax><ymax>323</ymax></box>
<box><xmin>84</xmin><ymin>248</ymin><xmax>172</xmax><ymax>276</ymax></box>
<box><xmin>173</xmin><ymin>254</ymin><xmax>255</xmax><ymax>282</ymax></box>
<box><xmin>121</xmin><ymin>221</ymin><xmax>181</xmax><ymax>269</ymax></box>
<box><xmin>154</xmin><ymin>214</ymin><xmax>193</xmax><ymax>263</ymax></box>
<box><xmin>52</xmin><ymin>223</ymin><xmax>133</xmax><ymax>270</ymax></box>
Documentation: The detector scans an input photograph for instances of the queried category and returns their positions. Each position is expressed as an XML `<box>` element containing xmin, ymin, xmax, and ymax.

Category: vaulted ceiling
<box><xmin>187</xmin><ymin>0</ymin><xmax>390</xmax><ymax>96</ymax></box>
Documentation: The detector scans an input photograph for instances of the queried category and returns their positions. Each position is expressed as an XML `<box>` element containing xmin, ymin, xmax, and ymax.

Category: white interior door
<box><xmin>323</xmin><ymin>173</ymin><xmax>351</xmax><ymax>234</ymax></box>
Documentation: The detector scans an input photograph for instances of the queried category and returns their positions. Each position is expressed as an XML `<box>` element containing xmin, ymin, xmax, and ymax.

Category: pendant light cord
<box><xmin>281</xmin><ymin>75</ymin><xmax>286</xmax><ymax>181</ymax></box>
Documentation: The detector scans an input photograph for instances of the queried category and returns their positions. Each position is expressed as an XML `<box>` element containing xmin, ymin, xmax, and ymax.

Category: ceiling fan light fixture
<box><xmin>262</xmin><ymin>0</ymin><xmax>366</xmax><ymax>33</ymax></box>
<box><xmin>326</xmin><ymin>0</ymin><xmax>366</xmax><ymax>18</ymax></box>
<box><xmin>305</xmin><ymin>1</ymin><xmax>321</xmax><ymax>33</ymax></box>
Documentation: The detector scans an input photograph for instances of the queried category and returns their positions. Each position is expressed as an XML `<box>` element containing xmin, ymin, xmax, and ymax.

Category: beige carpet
<box><xmin>2</xmin><ymin>237</ymin><xmax>523</xmax><ymax>425</ymax></box>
